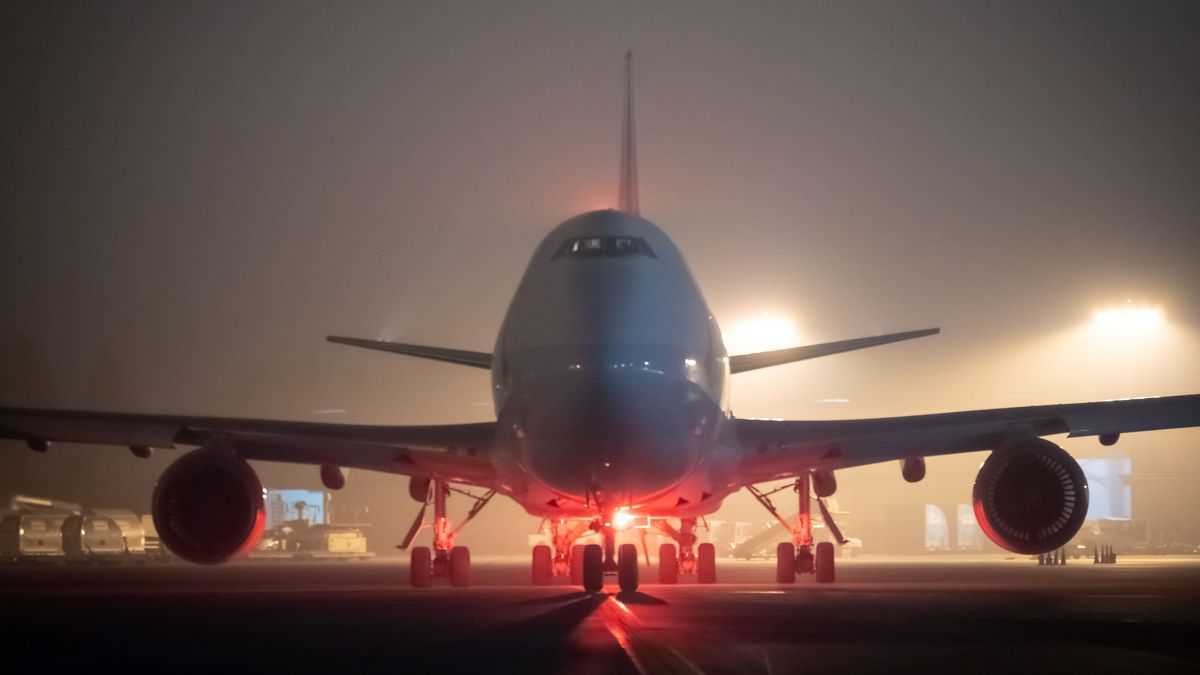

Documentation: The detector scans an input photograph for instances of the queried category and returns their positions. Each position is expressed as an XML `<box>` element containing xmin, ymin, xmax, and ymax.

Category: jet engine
<box><xmin>152</xmin><ymin>448</ymin><xmax>266</xmax><ymax>564</ymax></box>
<box><xmin>972</xmin><ymin>439</ymin><xmax>1088</xmax><ymax>554</ymax></box>
<box><xmin>812</xmin><ymin>469</ymin><xmax>837</xmax><ymax>497</ymax></box>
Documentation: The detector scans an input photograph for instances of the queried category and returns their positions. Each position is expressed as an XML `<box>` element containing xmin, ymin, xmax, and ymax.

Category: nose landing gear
<box><xmin>588</xmin><ymin>519</ymin><xmax>639</xmax><ymax>593</ymax></box>
<box><xmin>534</xmin><ymin>514</ymin><xmax>651</xmax><ymax>592</ymax></box>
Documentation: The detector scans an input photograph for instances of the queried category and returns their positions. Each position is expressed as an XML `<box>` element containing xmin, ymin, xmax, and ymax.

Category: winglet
<box><xmin>618</xmin><ymin>51</ymin><xmax>639</xmax><ymax>216</ymax></box>
<box><xmin>729</xmin><ymin>328</ymin><xmax>940</xmax><ymax>374</ymax></box>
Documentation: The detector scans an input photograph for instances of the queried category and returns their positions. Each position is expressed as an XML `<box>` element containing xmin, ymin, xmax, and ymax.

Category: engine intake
<box><xmin>152</xmin><ymin>448</ymin><xmax>265</xmax><ymax>564</ymax></box>
<box><xmin>972</xmin><ymin>439</ymin><xmax>1088</xmax><ymax>554</ymax></box>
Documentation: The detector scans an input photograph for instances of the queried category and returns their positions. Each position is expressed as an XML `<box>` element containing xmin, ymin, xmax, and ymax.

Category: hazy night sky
<box><xmin>2</xmin><ymin>2</ymin><xmax>1198</xmax><ymax>551</ymax></box>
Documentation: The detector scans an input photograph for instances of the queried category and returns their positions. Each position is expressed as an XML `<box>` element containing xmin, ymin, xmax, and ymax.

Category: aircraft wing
<box><xmin>729</xmin><ymin>328</ymin><xmax>939</xmax><ymax>374</ymax></box>
<box><xmin>0</xmin><ymin>407</ymin><xmax>498</xmax><ymax>486</ymax></box>
<box><xmin>732</xmin><ymin>394</ymin><xmax>1200</xmax><ymax>484</ymax></box>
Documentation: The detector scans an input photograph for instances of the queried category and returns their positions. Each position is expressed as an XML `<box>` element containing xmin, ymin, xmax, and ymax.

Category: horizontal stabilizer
<box><xmin>327</xmin><ymin>336</ymin><xmax>492</xmax><ymax>370</ymax></box>
<box><xmin>729</xmin><ymin>328</ymin><xmax>940</xmax><ymax>374</ymax></box>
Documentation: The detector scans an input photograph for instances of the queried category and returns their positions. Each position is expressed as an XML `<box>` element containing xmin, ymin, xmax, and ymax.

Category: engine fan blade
<box><xmin>397</xmin><ymin>500</ymin><xmax>428</xmax><ymax>551</ymax></box>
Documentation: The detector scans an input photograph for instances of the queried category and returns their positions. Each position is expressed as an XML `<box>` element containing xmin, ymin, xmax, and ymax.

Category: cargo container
<box><xmin>91</xmin><ymin>509</ymin><xmax>146</xmax><ymax>555</ymax></box>
<box><xmin>61</xmin><ymin>510</ymin><xmax>146</xmax><ymax>561</ymax></box>
<box><xmin>62</xmin><ymin>514</ymin><xmax>126</xmax><ymax>560</ymax></box>
<box><xmin>0</xmin><ymin>510</ymin><xmax>71</xmax><ymax>561</ymax></box>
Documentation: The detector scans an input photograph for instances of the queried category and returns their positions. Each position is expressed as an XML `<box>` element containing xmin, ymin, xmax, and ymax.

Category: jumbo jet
<box><xmin>3</xmin><ymin>54</ymin><xmax>1197</xmax><ymax>591</ymax></box>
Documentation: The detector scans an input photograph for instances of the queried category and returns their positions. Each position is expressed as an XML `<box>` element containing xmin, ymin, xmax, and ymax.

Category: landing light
<box><xmin>613</xmin><ymin>507</ymin><xmax>636</xmax><ymax>530</ymax></box>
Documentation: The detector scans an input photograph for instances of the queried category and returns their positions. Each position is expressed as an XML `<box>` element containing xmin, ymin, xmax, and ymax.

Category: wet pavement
<box><xmin>2</xmin><ymin>556</ymin><xmax>1198</xmax><ymax>673</ymax></box>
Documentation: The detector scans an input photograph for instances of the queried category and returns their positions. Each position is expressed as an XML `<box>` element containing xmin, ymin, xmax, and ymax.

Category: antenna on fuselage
<box><xmin>618</xmin><ymin>50</ymin><xmax>640</xmax><ymax>216</ymax></box>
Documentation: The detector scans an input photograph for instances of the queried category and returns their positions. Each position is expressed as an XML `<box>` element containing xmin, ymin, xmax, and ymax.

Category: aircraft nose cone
<box><xmin>520</xmin><ymin>372</ymin><xmax>699</xmax><ymax>501</ymax></box>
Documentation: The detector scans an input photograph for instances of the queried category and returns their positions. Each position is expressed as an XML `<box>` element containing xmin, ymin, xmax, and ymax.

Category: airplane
<box><xmin>2</xmin><ymin>53</ymin><xmax>1198</xmax><ymax>592</ymax></box>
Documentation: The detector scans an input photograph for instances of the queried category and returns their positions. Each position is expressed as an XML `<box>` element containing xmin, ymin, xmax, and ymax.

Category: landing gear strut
<box><xmin>596</xmin><ymin>516</ymin><xmax>637</xmax><ymax>592</ymax></box>
<box><xmin>652</xmin><ymin>517</ymin><xmax>716</xmax><ymax>584</ymax></box>
<box><xmin>403</xmin><ymin>478</ymin><xmax>494</xmax><ymax>588</ymax></box>
<box><xmin>749</xmin><ymin>473</ymin><xmax>839</xmax><ymax>584</ymax></box>
<box><xmin>531</xmin><ymin>519</ymin><xmax>590</xmax><ymax>586</ymax></box>
<box><xmin>538</xmin><ymin>513</ymin><xmax>648</xmax><ymax>593</ymax></box>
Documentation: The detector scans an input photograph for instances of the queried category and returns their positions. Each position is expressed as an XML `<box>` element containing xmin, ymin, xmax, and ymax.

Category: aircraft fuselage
<box><xmin>490</xmin><ymin>210</ymin><xmax>737</xmax><ymax>518</ymax></box>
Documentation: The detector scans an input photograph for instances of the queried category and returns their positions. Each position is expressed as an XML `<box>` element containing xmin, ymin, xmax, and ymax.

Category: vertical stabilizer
<box><xmin>618</xmin><ymin>51</ymin><xmax>640</xmax><ymax>216</ymax></box>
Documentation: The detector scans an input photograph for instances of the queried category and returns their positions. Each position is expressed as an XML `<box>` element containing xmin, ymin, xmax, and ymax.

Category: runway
<box><xmin>3</xmin><ymin>556</ymin><xmax>1199</xmax><ymax>673</ymax></box>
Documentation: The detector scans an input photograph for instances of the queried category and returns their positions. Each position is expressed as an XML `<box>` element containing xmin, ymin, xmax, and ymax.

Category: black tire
<box><xmin>697</xmin><ymin>542</ymin><xmax>717</xmax><ymax>584</ymax></box>
<box><xmin>658</xmin><ymin>544</ymin><xmax>679</xmax><ymax>584</ymax></box>
<box><xmin>776</xmin><ymin>542</ymin><xmax>796</xmax><ymax>583</ymax></box>
<box><xmin>570</xmin><ymin>544</ymin><xmax>585</xmax><ymax>585</ymax></box>
<box><xmin>449</xmin><ymin>546</ymin><xmax>471</xmax><ymax>587</ymax></box>
<box><xmin>583</xmin><ymin>543</ymin><xmax>604</xmax><ymax>592</ymax></box>
<box><xmin>410</xmin><ymin>546</ymin><xmax>432</xmax><ymax>588</ymax></box>
<box><xmin>815</xmin><ymin>541</ymin><xmax>835</xmax><ymax>583</ymax></box>
<box><xmin>531</xmin><ymin>544</ymin><xmax>553</xmax><ymax>585</ymax></box>
<box><xmin>618</xmin><ymin>543</ymin><xmax>639</xmax><ymax>593</ymax></box>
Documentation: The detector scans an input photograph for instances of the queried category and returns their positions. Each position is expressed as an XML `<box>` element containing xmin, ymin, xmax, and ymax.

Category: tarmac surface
<box><xmin>2</xmin><ymin>555</ymin><xmax>1198</xmax><ymax>673</ymax></box>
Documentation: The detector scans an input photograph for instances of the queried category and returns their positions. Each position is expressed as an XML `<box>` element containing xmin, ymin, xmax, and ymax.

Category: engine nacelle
<box><xmin>812</xmin><ymin>470</ymin><xmax>837</xmax><ymax>498</ymax></box>
<box><xmin>409</xmin><ymin>476</ymin><xmax>431</xmax><ymax>502</ymax></box>
<box><xmin>152</xmin><ymin>448</ymin><xmax>265</xmax><ymax>565</ymax></box>
<box><xmin>320</xmin><ymin>464</ymin><xmax>347</xmax><ymax>491</ymax></box>
<box><xmin>901</xmin><ymin>457</ymin><xmax>926</xmax><ymax>483</ymax></box>
<box><xmin>972</xmin><ymin>439</ymin><xmax>1089</xmax><ymax>555</ymax></box>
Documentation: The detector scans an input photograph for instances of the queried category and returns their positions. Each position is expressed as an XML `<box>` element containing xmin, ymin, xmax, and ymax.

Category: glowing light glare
<box><xmin>1088</xmin><ymin>305</ymin><xmax>1165</xmax><ymax>339</ymax></box>
<box><xmin>726</xmin><ymin>312</ymin><xmax>800</xmax><ymax>354</ymax></box>
<box><xmin>612</xmin><ymin>507</ymin><xmax>636</xmax><ymax>530</ymax></box>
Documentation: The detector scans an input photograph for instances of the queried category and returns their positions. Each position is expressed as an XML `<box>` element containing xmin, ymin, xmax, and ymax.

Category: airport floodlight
<box><xmin>726</xmin><ymin>312</ymin><xmax>800</xmax><ymax>355</ymax></box>
<box><xmin>1088</xmin><ymin>304</ymin><xmax>1164</xmax><ymax>340</ymax></box>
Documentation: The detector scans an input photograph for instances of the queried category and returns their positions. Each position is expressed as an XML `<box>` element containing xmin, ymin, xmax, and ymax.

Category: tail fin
<box><xmin>618</xmin><ymin>51</ymin><xmax>639</xmax><ymax>216</ymax></box>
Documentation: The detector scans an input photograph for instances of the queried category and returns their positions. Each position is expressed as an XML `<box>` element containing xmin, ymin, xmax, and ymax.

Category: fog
<box><xmin>2</xmin><ymin>2</ymin><xmax>1198</xmax><ymax>553</ymax></box>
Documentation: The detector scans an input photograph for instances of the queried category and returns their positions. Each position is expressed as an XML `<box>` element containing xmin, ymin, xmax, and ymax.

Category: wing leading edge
<box><xmin>0</xmin><ymin>407</ymin><xmax>498</xmax><ymax>486</ymax></box>
<box><xmin>326</xmin><ymin>336</ymin><xmax>493</xmax><ymax>370</ymax></box>
<box><xmin>733</xmin><ymin>393</ymin><xmax>1200</xmax><ymax>485</ymax></box>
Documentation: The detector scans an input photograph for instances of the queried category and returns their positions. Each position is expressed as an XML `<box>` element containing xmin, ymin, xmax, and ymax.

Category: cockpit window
<box><xmin>555</xmin><ymin>236</ymin><xmax>656</xmax><ymax>260</ymax></box>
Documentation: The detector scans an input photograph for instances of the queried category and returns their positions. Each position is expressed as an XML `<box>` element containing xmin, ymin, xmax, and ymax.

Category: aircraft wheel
<box><xmin>618</xmin><ymin>543</ymin><xmax>639</xmax><ymax>593</ymax></box>
<box><xmin>531</xmin><ymin>544</ymin><xmax>553</xmax><ymax>585</ymax></box>
<box><xmin>449</xmin><ymin>546</ymin><xmax>471</xmax><ymax>587</ymax></box>
<box><xmin>410</xmin><ymin>546</ymin><xmax>432</xmax><ymax>588</ymax></box>
<box><xmin>697</xmin><ymin>542</ymin><xmax>717</xmax><ymax>584</ymax></box>
<box><xmin>582</xmin><ymin>543</ymin><xmax>604</xmax><ymax>592</ymax></box>
<box><xmin>815</xmin><ymin>542</ymin><xmax>835</xmax><ymax>583</ymax></box>
<box><xmin>569</xmin><ymin>544</ymin><xmax>585</xmax><ymax>585</ymax></box>
<box><xmin>658</xmin><ymin>544</ymin><xmax>679</xmax><ymax>584</ymax></box>
<box><xmin>775</xmin><ymin>542</ymin><xmax>796</xmax><ymax>583</ymax></box>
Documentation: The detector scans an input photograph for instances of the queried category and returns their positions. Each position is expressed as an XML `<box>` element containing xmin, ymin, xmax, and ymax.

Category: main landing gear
<box><xmin>531</xmin><ymin>519</ymin><xmax>590</xmax><ymax>586</ymax></box>
<box><xmin>652</xmin><ymin>517</ymin><xmax>717</xmax><ymax>586</ymax></box>
<box><xmin>402</xmin><ymin>477</ymin><xmax>495</xmax><ymax>588</ymax></box>
<box><xmin>749</xmin><ymin>473</ymin><xmax>841</xmax><ymax>584</ymax></box>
